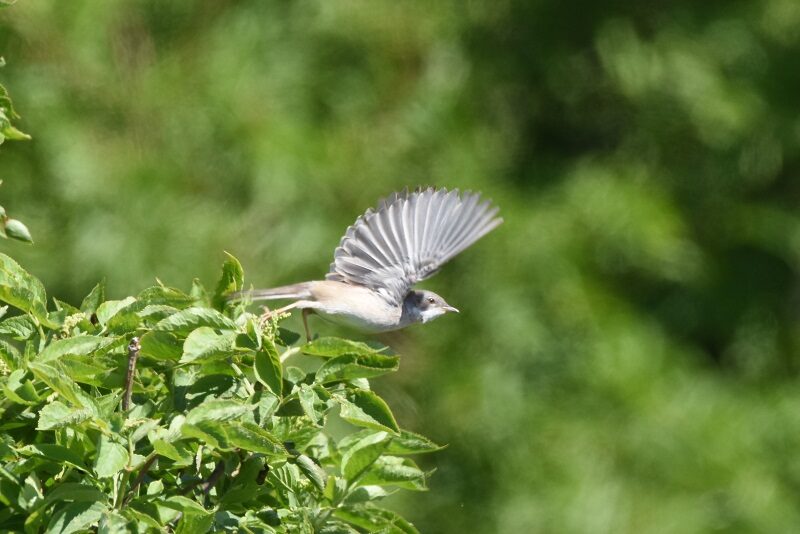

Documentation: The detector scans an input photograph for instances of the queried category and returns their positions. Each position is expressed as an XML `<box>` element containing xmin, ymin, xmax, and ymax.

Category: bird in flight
<box><xmin>230</xmin><ymin>187</ymin><xmax>502</xmax><ymax>339</ymax></box>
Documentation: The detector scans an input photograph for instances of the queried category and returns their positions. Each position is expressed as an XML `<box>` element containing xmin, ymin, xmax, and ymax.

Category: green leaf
<box><xmin>37</xmin><ymin>400</ymin><xmax>94</xmax><ymax>430</ymax></box>
<box><xmin>137</xmin><ymin>284</ymin><xmax>195</xmax><ymax>308</ymax></box>
<box><xmin>181</xmin><ymin>327</ymin><xmax>235</xmax><ymax>363</ymax></box>
<box><xmin>36</xmin><ymin>335</ymin><xmax>118</xmax><ymax>363</ymax></box>
<box><xmin>152</xmin><ymin>439</ymin><xmax>193</xmax><ymax>465</ymax></box>
<box><xmin>185</xmin><ymin>399</ymin><xmax>254</xmax><ymax>424</ymax></box>
<box><xmin>302</xmin><ymin>337</ymin><xmax>381</xmax><ymax>358</ymax></box>
<box><xmin>338</xmin><ymin>390</ymin><xmax>400</xmax><ymax>435</ymax></box>
<box><xmin>139</xmin><ymin>330</ymin><xmax>182</xmax><ymax>360</ymax></box>
<box><xmin>39</xmin><ymin>483</ymin><xmax>106</xmax><ymax>507</ymax></box>
<box><xmin>335</xmin><ymin>504</ymin><xmax>419</xmax><ymax>534</ymax></box>
<box><xmin>386</xmin><ymin>430</ymin><xmax>445</xmax><ymax>455</ymax></box>
<box><xmin>360</xmin><ymin>456</ymin><xmax>428</xmax><ymax>491</ymax></box>
<box><xmin>213</xmin><ymin>252</ymin><xmax>244</xmax><ymax>310</ymax></box>
<box><xmin>315</xmin><ymin>352</ymin><xmax>399</xmax><ymax>383</ymax></box>
<box><xmin>0</xmin><ymin>253</ymin><xmax>53</xmax><ymax>327</ymax></box>
<box><xmin>3</xmin><ymin>218</ymin><xmax>32</xmax><ymax>243</ymax></box>
<box><xmin>295</xmin><ymin>454</ymin><xmax>326</xmax><ymax>492</ymax></box>
<box><xmin>3</xmin><ymin>368</ymin><xmax>39</xmax><ymax>404</ymax></box>
<box><xmin>341</xmin><ymin>431</ymin><xmax>391</xmax><ymax>482</ymax></box>
<box><xmin>181</xmin><ymin>421</ymin><xmax>230</xmax><ymax>449</ymax></box>
<box><xmin>225</xmin><ymin>421</ymin><xmax>286</xmax><ymax>456</ymax></box>
<box><xmin>94</xmin><ymin>435</ymin><xmax>129</xmax><ymax>478</ymax></box>
<box><xmin>254</xmin><ymin>340</ymin><xmax>282</xmax><ymax>396</ymax></box>
<box><xmin>95</xmin><ymin>297</ymin><xmax>136</xmax><ymax>326</ymax></box>
<box><xmin>154</xmin><ymin>306</ymin><xmax>237</xmax><ymax>334</ymax></box>
<box><xmin>98</xmin><ymin>510</ymin><xmax>129</xmax><ymax>534</ymax></box>
<box><xmin>28</xmin><ymin>361</ymin><xmax>99</xmax><ymax>411</ymax></box>
<box><xmin>80</xmin><ymin>281</ymin><xmax>105</xmax><ymax>314</ymax></box>
<box><xmin>298</xmin><ymin>384</ymin><xmax>323</xmax><ymax>424</ymax></box>
<box><xmin>343</xmin><ymin>485</ymin><xmax>391</xmax><ymax>505</ymax></box>
<box><xmin>276</xmin><ymin>327</ymin><xmax>300</xmax><ymax>346</ymax></box>
<box><xmin>163</xmin><ymin>495</ymin><xmax>211</xmax><ymax>515</ymax></box>
<box><xmin>19</xmin><ymin>444</ymin><xmax>88</xmax><ymax>471</ymax></box>
<box><xmin>0</xmin><ymin>314</ymin><xmax>37</xmax><ymax>340</ymax></box>
<box><xmin>45</xmin><ymin>501</ymin><xmax>106</xmax><ymax>534</ymax></box>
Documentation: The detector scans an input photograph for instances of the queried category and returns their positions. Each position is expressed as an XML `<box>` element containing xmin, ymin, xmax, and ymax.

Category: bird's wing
<box><xmin>326</xmin><ymin>187</ymin><xmax>503</xmax><ymax>306</ymax></box>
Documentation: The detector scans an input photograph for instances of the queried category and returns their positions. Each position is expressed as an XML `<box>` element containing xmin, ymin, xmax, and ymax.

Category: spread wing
<box><xmin>326</xmin><ymin>187</ymin><xmax>503</xmax><ymax>306</ymax></box>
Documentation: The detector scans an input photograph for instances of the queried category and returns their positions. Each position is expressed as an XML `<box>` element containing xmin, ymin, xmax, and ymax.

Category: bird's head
<box><xmin>404</xmin><ymin>290</ymin><xmax>459</xmax><ymax>324</ymax></box>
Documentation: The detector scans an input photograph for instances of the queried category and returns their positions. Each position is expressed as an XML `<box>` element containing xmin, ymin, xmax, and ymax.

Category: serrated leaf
<box><xmin>94</xmin><ymin>435</ymin><xmax>129</xmax><ymax>478</ymax></box>
<box><xmin>338</xmin><ymin>390</ymin><xmax>399</xmax><ymax>435</ymax></box>
<box><xmin>20</xmin><ymin>444</ymin><xmax>88</xmax><ymax>471</ymax></box>
<box><xmin>343</xmin><ymin>485</ymin><xmax>390</xmax><ymax>505</ymax></box>
<box><xmin>98</xmin><ymin>510</ymin><xmax>129</xmax><ymax>534</ymax></box>
<box><xmin>213</xmin><ymin>252</ymin><xmax>243</xmax><ymax>309</ymax></box>
<box><xmin>40</xmin><ymin>483</ymin><xmax>107</xmax><ymax>506</ymax></box>
<box><xmin>335</xmin><ymin>504</ymin><xmax>419</xmax><ymax>534</ymax></box>
<box><xmin>181</xmin><ymin>421</ymin><xmax>230</xmax><ymax>449</ymax></box>
<box><xmin>154</xmin><ymin>306</ymin><xmax>236</xmax><ymax>334</ymax></box>
<box><xmin>95</xmin><ymin>297</ymin><xmax>136</xmax><ymax>326</ymax></box>
<box><xmin>360</xmin><ymin>456</ymin><xmax>428</xmax><ymax>491</ymax></box>
<box><xmin>80</xmin><ymin>281</ymin><xmax>105</xmax><ymax>314</ymax></box>
<box><xmin>0</xmin><ymin>253</ymin><xmax>53</xmax><ymax>327</ymax></box>
<box><xmin>386</xmin><ymin>430</ymin><xmax>445</xmax><ymax>455</ymax></box>
<box><xmin>185</xmin><ymin>399</ymin><xmax>254</xmax><ymax>424</ymax></box>
<box><xmin>45</xmin><ymin>501</ymin><xmax>106</xmax><ymax>534</ymax></box>
<box><xmin>315</xmin><ymin>352</ymin><xmax>399</xmax><ymax>383</ymax></box>
<box><xmin>137</xmin><ymin>285</ymin><xmax>195</xmax><ymax>308</ymax></box>
<box><xmin>139</xmin><ymin>330</ymin><xmax>182</xmax><ymax>360</ymax></box>
<box><xmin>225</xmin><ymin>421</ymin><xmax>286</xmax><ymax>456</ymax></box>
<box><xmin>181</xmin><ymin>327</ymin><xmax>235</xmax><ymax>363</ymax></box>
<box><xmin>28</xmin><ymin>361</ymin><xmax>99</xmax><ymax>411</ymax></box>
<box><xmin>298</xmin><ymin>384</ymin><xmax>322</xmax><ymax>424</ymax></box>
<box><xmin>254</xmin><ymin>340</ymin><xmax>282</xmax><ymax>396</ymax></box>
<box><xmin>295</xmin><ymin>454</ymin><xmax>326</xmax><ymax>492</ymax></box>
<box><xmin>152</xmin><ymin>440</ymin><xmax>193</xmax><ymax>465</ymax></box>
<box><xmin>302</xmin><ymin>337</ymin><xmax>381</xmax><ymax>358</ymax></box>
<box><xmin>341</xmin><ymin>431</ymin><xmax>390</xmax><ymax>482</ymax></box>
<box><xmin>36</xmin><ymin>335</ymin><xmax>118</xmax><ymax>363</ymax></box>
<box><xmin>0</xmin><ymin>313</ymin><xmax>37</xmax><ymax>339</ymax></box>
<box><xmin>37</xmin><ymin>400</ymin><xmax>94</xmax><ymax>430</ymax></box>
<box><xmin>3</xmin><ymin>368</ymin><xmax>39</xmax><ymax>404</ymax></box>
<box><xmin>164</xmin><ymin>495</ymin><xmax>212</xmax><ymax>515</ymax></box>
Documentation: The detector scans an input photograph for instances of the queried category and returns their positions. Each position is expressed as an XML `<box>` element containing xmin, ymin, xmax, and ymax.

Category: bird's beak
<box><xmin>443</xmin><ymin>305</ymin><xmax>459</xmax><ymax>313</ymax></box>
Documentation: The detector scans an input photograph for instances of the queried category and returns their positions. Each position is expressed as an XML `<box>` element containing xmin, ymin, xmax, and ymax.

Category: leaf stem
<box><xmin>122</xmin><ymin>337</ymin><xmax>141</xmax><ymax>412</ymax></box>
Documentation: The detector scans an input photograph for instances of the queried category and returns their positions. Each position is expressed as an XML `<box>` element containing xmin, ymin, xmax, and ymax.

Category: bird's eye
<box><xmin>427</xmin><ymin>297</ymin><xmax>435</xmax><ymax>304</ymax></box>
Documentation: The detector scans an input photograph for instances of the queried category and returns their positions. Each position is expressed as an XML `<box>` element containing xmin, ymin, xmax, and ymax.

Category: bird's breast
<box><xmin>308</xmin><ymin>281</ymin><xmax>403</xmax><ymax>333</ymax></box>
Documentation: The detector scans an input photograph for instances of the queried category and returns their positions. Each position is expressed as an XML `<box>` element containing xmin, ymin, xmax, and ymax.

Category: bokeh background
<box><xmin>3</xmin><ymin>1</ymin><xmax>800</xmax><ymax>531</ymax></box>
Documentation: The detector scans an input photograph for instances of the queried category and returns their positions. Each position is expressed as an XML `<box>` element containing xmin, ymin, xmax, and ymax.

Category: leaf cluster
<box><xmin>0</xmin><ymin>253</ymin><xmax>440</xmax><ymax>533</ymax></box>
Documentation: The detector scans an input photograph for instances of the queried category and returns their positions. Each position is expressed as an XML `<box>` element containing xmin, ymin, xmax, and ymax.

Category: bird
<box><xmin>229</xmin><ymin>187</ymin><xmax>502</xmax><ymax>340</ymax></box>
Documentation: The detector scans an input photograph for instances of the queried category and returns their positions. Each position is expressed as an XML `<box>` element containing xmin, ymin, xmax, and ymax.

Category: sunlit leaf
<box><xmin>338</xmin><ymin>390</ymin><xmax>399</xmax><ymax>435</ymax></box>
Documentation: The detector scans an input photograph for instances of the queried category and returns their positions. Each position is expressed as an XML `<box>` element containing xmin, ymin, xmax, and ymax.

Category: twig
<box><xmin>201</xmin><ymin>460</ymin><xmax>225</xmax><ymax>495</ymax></box>
<box><xmin>179</xmin><ymin>459</ymin><xmax>226</xmax><ymax>496</ymax></box>
<box><xmin>122</xmin><ymin>337</ymin><xmax>141</xmax><ymax>412</ymax></box>
<box><xmin>123</xmin><ymin>453</ymin><xmax>157</xmax><ymax>506</ymax></box>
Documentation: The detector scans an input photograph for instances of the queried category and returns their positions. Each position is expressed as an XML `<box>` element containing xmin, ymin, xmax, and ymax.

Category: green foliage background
<box><xmin>3</xmin><ymin>1</ymin><xmax>800</xmax><ymax>531</ymax></box>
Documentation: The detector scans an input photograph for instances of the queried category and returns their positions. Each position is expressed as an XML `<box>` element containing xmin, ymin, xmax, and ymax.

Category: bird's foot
<box><xmin>257</xmin><ymin>306</ymin><xmax>274</xmax><ymax>329</ymax></box>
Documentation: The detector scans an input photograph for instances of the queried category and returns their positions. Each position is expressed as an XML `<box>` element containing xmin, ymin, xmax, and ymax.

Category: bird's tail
<box><xmin>227</xmin><ymin>282</ymin><xmax>312</xmax><ymax>302</ymax></box>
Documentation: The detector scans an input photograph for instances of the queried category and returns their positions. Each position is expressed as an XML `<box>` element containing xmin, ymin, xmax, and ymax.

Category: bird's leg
<box><xmin>302</xmin><ymin>308</ymin><xmax>314</xmax><ymax>342</ymax></box>
<box><xmin>258</xmin><ymin>302</ymin><xmax>299</xmax><ymax>328</ymax></box>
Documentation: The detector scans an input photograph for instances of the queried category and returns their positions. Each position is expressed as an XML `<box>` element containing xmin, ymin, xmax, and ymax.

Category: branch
<box><xmin>123</xmin><ymin>453</ymin><xmax>157</xmax><ymax>506</ymax></box>
<box><xmin>122</xmin><ymin>337</ymin><xmax>141</xmax><ymax>411</ymax></box>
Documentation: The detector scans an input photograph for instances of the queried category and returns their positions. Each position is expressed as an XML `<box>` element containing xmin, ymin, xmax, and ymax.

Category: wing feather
<box><xmin>326</xmin><ymin>188</ymin><xmax>503</xmax><ymax>305</ymax></box>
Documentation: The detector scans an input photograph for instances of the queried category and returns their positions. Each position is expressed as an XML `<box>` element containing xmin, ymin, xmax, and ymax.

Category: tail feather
<box><xmin>227</xmin><ymin>282</ymin><xmax>312</xmax><ymax>302</ymax></box>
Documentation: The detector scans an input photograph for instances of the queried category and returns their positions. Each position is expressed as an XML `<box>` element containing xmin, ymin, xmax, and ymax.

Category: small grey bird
<box><xmin>230</xmin><ymin>187</ymin><xmax>502</xmax><ymax>339</ymax></box>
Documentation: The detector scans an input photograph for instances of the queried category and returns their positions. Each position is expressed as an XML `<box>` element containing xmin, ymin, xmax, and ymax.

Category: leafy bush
<box><xmin>0</xmin><ymin>253</ymin><xmax>438</xmax><ymax>533</ymax></box>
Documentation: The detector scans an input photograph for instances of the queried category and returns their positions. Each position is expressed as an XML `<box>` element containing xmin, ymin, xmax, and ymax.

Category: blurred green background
<box><xmin>3</xmin><ymin>1</ymin><xmax>800</xmax><ymax>531</ymax></box>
